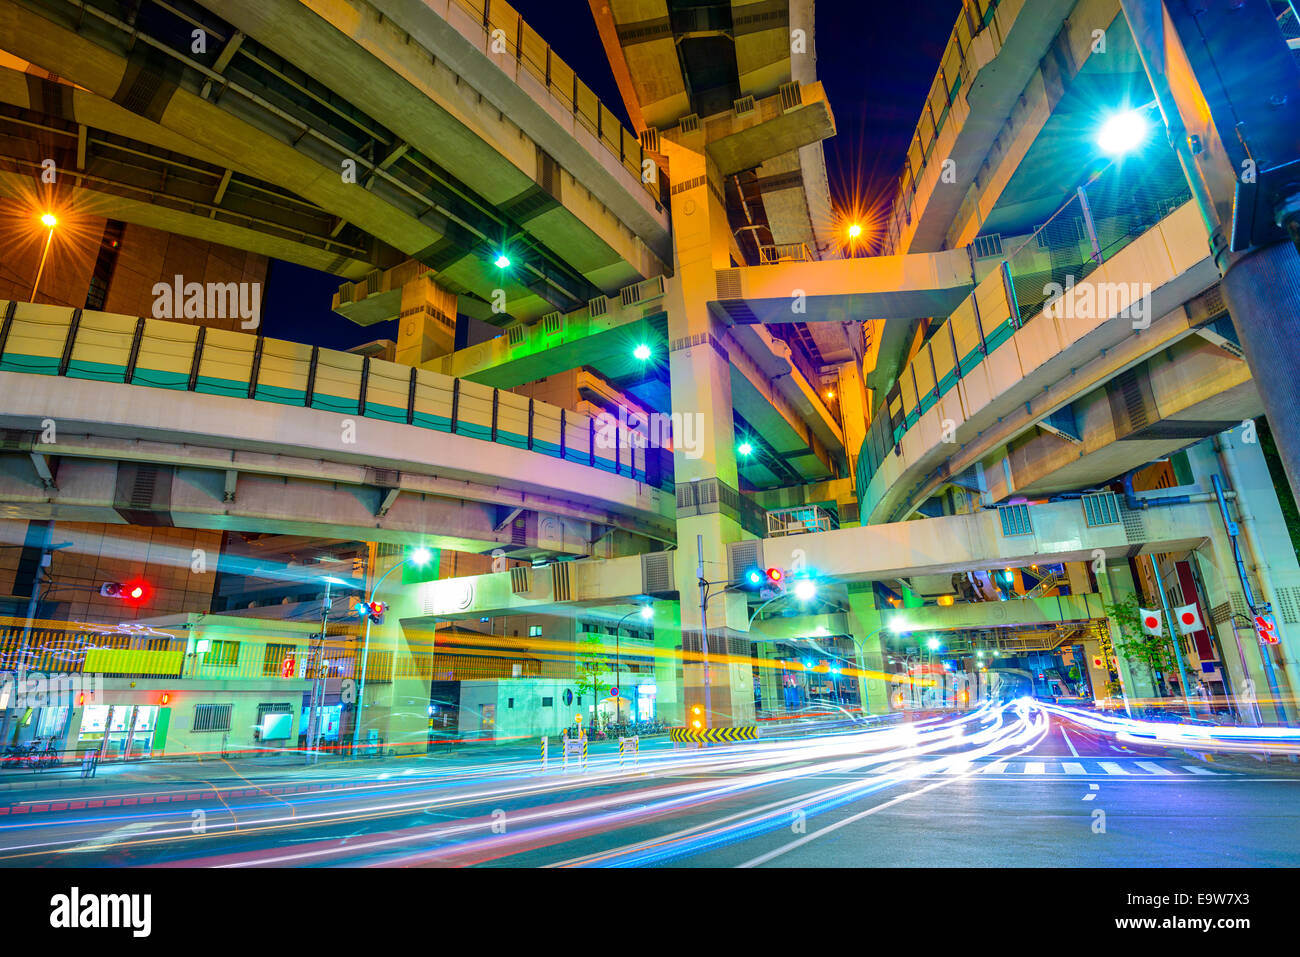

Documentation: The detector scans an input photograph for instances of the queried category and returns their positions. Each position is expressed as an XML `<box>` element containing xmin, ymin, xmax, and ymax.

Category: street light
<box><xmin>493</xmin><ymin>253</ymin><xmax>511</xmax><ymax>269</ymax></box>
<box><xmin>737</xmin><ymin>441</ymin><xmax>754</xmax><ymax>457</ymax></box>
<box><xmin>349</xmin><ymin>547</ymin><xmax>433</xmax><ymax>754</ymax></box>
<box><xmin>609</xmin><ymin>604</ymin><xmax>654</xmax><ymax>725</ymax></box>
<box><xmin>32</xmin><ymin>212</ymin><xmax>57</xmax><ymax>301</ymax></box>
<box><xmin>1097</xmin><ymin>109</ymin><xmax>1149</xmax><ymax>156</ymax></box>
<box><xmin>633</xmin><ymin>343</ymin><xmax>652</xmax><ymax>361</ymax></box>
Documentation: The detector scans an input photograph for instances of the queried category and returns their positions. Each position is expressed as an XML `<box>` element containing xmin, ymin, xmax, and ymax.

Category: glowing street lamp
<box><xmin>793</xmin><ymin>579</ymin><xmax>818</xmax><ymax>602</ymax></box>
<box><xmin>847</xmin><ymin>223</ymin><xmax>862</xmax><ymax>240</ymax></box>
<box><xmin>32</xmin><ymin>212</ymin><xmax>57</xmax><ymax>301</ymax></box>
<box><xmin>633</xmin><ymin>343</ymin><xmax>652</xmax><ymax>361</ymax></box>
<box><xmin>737</xmin><ymin>441</ymin><xmax>754</xmax><ymax>457</ymax></box>
<box><xmin>493</xmin><ymin>253</ymin><xmax>511</xmax><ymax>269</ymax></box>
<box><xmin>1097</xmin><ymin>109</ymin><xmax>1150</xmax><ymax>156</ymax></box>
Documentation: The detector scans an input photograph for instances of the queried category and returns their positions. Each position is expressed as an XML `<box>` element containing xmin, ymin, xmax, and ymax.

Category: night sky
<box><xmin>264</xmin><ymin>0</ymin><xmax>962</xmax><ymax>348</ymax></box>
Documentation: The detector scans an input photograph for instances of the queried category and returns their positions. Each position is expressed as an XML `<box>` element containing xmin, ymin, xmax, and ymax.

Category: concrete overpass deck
<box><xmin>414</xmin><ymin>494</ymin><xmax>1219</xmax><ymax>620</ymax></box>
<box><xmin>1</xmin><ymin>0</ymin><xmax>668</xmax><ymax>323</ymax></box>
<box><xmin>856</xmin><ymin>200</ymin><xmax>1249</xmax><ymax>524</ymax></box>
<box><xmin>0</xmin><ymin>301</ymin><xmax>674</xmax><ymax>552</ymax></box>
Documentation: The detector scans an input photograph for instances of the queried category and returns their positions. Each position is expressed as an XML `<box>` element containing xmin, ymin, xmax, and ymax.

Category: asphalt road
<box><xmin>1</xmin><ymin>704</ymin><xmax>1296</xmax><ymax>867</ymax></box>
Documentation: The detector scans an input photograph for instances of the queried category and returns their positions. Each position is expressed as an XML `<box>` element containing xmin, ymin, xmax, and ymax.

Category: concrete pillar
<box><xmin>1215</xmin><ymin>433</ymin><xmax>1300</xmax><ymax>701</ymax></box>
<box><xmin>1079</xmin><ymin>638</ymin><xmax>1109</xmax><ymax>704</ymax></box>
<box><xmin>662</xmin><ymin>140</ymin><xmax>755</xmax><ymax>728</ymax></box>
<box><xmin>1194</xmin><ymin>541</ymin><xmax>1284</xmax><ymax>723</ymax></box>
<box><xmin>1064</xmin><ymin>561</ymin><xmax>1092</xmax><ymax>596</ymax></box>
<box><xmin>846</xmin><ymin>591</ymin><xmax>891</xmax><ymax>715</ymax></box>
<box><xmin>653</xmin><ymin>600</ymin><xmax>684</xmax><ymax>727</ymax></box>
<box><xmin>836</xmin><ymin>359</ymin><xmax>869</xmax><ymax>494</ymax></box>
<box><xmin>1097</xmin><ymin>560</ymin><xmax>1156</xmax><ymax>700</ymax></box>
<box><xmin>394</xmin><ymin>275</ymin><xmax>457</xmax><ymax>367</ymax></box>
<box><xmin>358</xmin><ymin>548</ymin><xmax>434</xmax><ymax>754</ymax></box>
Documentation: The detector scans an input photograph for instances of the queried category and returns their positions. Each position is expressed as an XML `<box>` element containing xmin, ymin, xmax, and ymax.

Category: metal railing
<box><xmin>884</xmin><ymin>0</ymin><xmax>1004</xmax><ymax>254</ymax></box>
<box><xmin>857</xmin><ymin>150</ymin><xmax>1193</xmax><ymax>507</ymax></box>
<box><xmin>445</xmin><ymin>0</ymin><xmax>660</xmax><ymax>204</ymax></box>
<box><xmin>758</xmin><ymin>242</ymin><xmax>813</xmax><ymax>265</ymax></box>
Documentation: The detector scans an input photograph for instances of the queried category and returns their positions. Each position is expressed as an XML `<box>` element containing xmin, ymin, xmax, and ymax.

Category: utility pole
<box><xmin>696</xmin><ymin>534</ymin><xmax>711</xmax><ymax>729</ymax></box>
<box><xmin>304</xmin><ymin>579</ymin><xmax>334</xmax><ymax>763</ymax></box>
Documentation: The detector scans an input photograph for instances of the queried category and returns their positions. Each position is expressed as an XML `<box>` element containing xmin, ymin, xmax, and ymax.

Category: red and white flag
<box><xmin>1139</xmin><ymin>608</ymin><xmax>1163</xmax><ymax>636</ymax></box>
<box><xmin>1174</xmin><ymin>602</ymin><xmax>1204</xmax><ymax>635</ymax></box>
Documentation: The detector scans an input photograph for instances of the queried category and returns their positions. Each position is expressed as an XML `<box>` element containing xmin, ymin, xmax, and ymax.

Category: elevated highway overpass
<box><xmin>0</xmin><ymin>0</ymin><xmax>668</xmax><ymax>322</ymax></box>
<box><xmin>413</xmin><ymin>494</ymin><xmax>1220</xmax><ymax>620</ymax></box>
<box><xmin>0</xmin><ymin>300</ymin><xmax>674</xmax><ymax>555</ymax></box>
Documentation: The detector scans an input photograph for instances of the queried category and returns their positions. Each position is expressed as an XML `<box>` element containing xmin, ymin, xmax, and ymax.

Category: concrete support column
<box><xmin>1193</xmin><ymin>544</ymin><xmax>1278</xmax><ymax>723</ymax></box>
<box><xmin>1079</xmin><ymin>638</ymin><xmax>1109</xmax><ymax>703</ymax></box>
<box><xmin>1215</xmin><ymin>432</ymin><xmax>1300</xmax><ymax>700</ymax></box>
<box><xmin>1097</xmin><ymin>560</ymin><xmax>1156</xmax><ymax>700</ymax></box>
<box><xmin>663</xmin><ymin>140</ymin><xmax>754</xmax><ymax>728</ymax></box>
<box><xmin>394</xmin><ymin>275</ymin><xmax>457</xmax><ymax>367</ymax></box>
<box><xmin>846</xmin><ymin>591</ymin><xmax>891</xmax><ymax>715</ymax></box>
<box><xmin>1064</xmin><ymin>561</ymin><xmax>1092</xmax><ymax>595</ymax></box>
<box><xmin>835</xmin><ymin>359</ymin><xmax>869</xmax><ymax>493</ymax></box>
<box><xmin>653</xmin><ymin>600</ymin><xmax>684</xmax><ymax>727</ymax></box>
<box><xmin>358</xmin><ymin>548</ymin><xmax>435</xmax><ymax>754</ymax></box>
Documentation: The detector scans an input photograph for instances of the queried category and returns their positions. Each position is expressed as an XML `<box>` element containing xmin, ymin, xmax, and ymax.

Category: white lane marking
<box><xmin>1089</xmin><ymin>783</ymin><xmax>1100</xmax><ymax>790</ymax></box>
<box><xmin>1181</xmin><ymin>765</ymin><xmax>1218</xmax><ymax>775</ymax></box>
<box><xmin>983</xmin><ymin>761</ymin><xmax>1009</xmax><ymax>774</ymax></box>
<box><xmin>1022</xmin><ymin>761</ymin><xmax>1047</xmax><ymax>775</ymax></box>
<box><xmin>1082</xmin><ymin>793</ymin><xmax>1096</xmax><ymax>801</ymax></box>
<box><xmin>1060</xmin><ymin>729</ymin><xmax>1080</xmax><ymax>758</ymax></box>
<box><xmin>1100</xmin><ymin>761</ymin><xmax>1129</xmax><ymax>775</ymax></box>
<box><xmin>1136</xmin><ymin>761</ymin><xmax>1175</xmax><ymax>775</ymax></box>
<box><xmin>1062</xmin><ymin>762</ymin><xmax>1086</xmax><ymax>776</ymax></box>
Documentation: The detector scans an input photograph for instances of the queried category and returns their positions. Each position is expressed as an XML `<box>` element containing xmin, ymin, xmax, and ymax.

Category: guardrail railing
<box><xmin>0</xmin><ymin>302</ymin><xmax>670</xmax><ymax>492</ymax></box>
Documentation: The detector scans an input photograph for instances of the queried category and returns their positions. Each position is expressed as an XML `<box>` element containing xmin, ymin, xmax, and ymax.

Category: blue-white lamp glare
<box><xmin>1097</xmin><ymin>110</ymin><xmax>1149</xmax><ymax>156</ymax></box>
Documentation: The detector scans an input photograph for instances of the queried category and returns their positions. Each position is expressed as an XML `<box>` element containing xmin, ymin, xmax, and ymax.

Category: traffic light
<box><xmin>100</xmin><ymin>579</ymin><xmax>150</xmax><ymax>604</ymax></box>
<box><xmin>354</xmin><ymin>600</ymin><xmax>388</xmax><ymax>624</ymax></box>
<box><xmin>740</xmin><ymin>567</ymin><xmax>785</xmax><ymax>592</ymax></box>
<box><xmin>690</xmin><ymin>704</ymin><xmax>704</xmax><ymax>729</ymax></box>
<box><xmin>1255</xmin><ymin>613</ymin><xmax>1279</xmax><ymax>644</ymax></box>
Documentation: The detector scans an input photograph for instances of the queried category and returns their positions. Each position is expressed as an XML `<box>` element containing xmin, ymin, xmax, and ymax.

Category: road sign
<box><xmin>1254</xmin><ymin>613</ymin><xmax>1279</xmax><ymax>644</ymax></box>
<box><xmin>670</xmin><ymin>725</ymin><xmax>758</xmax><ymax>743</ymax></box>
<box><xmin>281</xmin><ymin>655</ymin><xmax>296</xmax><ymax>679</ymax></box>
<box><xmin>608</xmin><ymin>686</ymin><xmax>618</xmax><ymax>698</ymax></box>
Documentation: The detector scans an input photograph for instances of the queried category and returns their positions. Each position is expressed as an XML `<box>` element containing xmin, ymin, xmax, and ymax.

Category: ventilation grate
<box><xmin>1120</xmin><ymin>505</ymin><xmax>1147</xmax><ymax>544</ymax></box>
<box><xmin>642</xmin><ymin>552</ymin><xmax>674</xmax><ymax>594</ymax></box>
<box><xmin>716</xmin><ymin>270</ymin><xmax>742</xmax><ymax>300</ymax></box>
<box><xmin>588</xmin><ymin>295</ymin><xmax>609</xmax><ymax>318</ymax></box>
<box><xmin>778</xmin><ymin>80</ymin><xmax>802</xmax><ymax>113</ymax></box>
<box><xmin>728</xmin><ymin>540</ymin><xmax>762</xmax><ymax>584</ymax></box>
<box><xmin>997</xmin><ymin>503</ymin><xmax>1033</xmax><ymax>536</ymax></box>
<box><xmin>1277</xmin><ymin>586</ymin><xmax>1300</xmax><ymax>625</ymax></box>
<box><xmin>551</xmin><ymin>562</ymin><xmax>571</xmax><ymax>602</ymax></box>
<box><xmin>1082</xmin><ymin>492</ymin><xmax>1121</xmax><ymax>527</ymax></box>
<box><xmin>510</xmin><ymin>565</ymin><xmax>531</xmax><ymax>595</ymax></box>
<box><xmin>679</xmin><ymin>113</ymin><xmax>700</xmax><ymax>134</ymax></box>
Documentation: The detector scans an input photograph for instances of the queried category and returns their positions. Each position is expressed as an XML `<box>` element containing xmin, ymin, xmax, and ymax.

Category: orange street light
<box><xmin>32</xmin><ymin>211</ymin><xmax>58</xmax><ymax>301</ymax></box>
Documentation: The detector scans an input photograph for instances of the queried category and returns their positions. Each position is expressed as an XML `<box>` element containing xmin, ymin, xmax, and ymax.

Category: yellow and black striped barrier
<box><xmin>670</xmin><ymin>726</ymin><xmax>759</xmax><ymax>744</ymax></box>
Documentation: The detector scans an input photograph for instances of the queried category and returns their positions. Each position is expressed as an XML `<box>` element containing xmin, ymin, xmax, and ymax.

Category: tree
<box><xmin>1107</xmin><ymin>593</ymin><xmax>1175</xmax><ymax>695</ymax></box>
<box><xmin>574</xmin><ymin>634</ymin><xmax>612</xmax><ymax>730</ymax></box>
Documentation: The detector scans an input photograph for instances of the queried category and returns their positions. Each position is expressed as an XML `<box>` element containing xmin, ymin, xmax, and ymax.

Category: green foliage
<box><xmin>573</xmin><ymin>634</ymin><xmax>610</xmax><ymax>709</ymax></box>
<box><xmin>1107</xmin><ymin>593</ymin><xmax>1175</xmax><ymax>692</ymax></box>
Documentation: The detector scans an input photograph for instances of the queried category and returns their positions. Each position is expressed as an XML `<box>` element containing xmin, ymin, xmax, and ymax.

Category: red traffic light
<box><xmin>765</xmin><ymin>567</ymin><xmax>783</xmax><ymax>583</ymax></box>
<box><xmin>100</xmin><ymin>579</ymin><xmax>151</xmax><ymax>603</ymax></box>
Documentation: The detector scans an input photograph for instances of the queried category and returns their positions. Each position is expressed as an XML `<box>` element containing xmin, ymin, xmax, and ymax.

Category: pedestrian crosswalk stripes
<box><xmin>875</xmin><ymin>759</ymin><xmax>1230</xmax><ymax>778</ymax></box>
<box><xmin>1136</xmin><ymin>761</ymin><xmax>1175</xmax><ymax>775</ymax></box>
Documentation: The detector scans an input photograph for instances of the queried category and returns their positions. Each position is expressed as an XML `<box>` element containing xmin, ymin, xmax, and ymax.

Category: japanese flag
<box><xmin>1174</xmin><ymin>602</ymin><xmax>1204</xmax><ymax>635</ymax></box>
<box><xmin>1139</xmin><ymin>608</ymin><xmax>1163</xmax><ymax>636</ymax></box>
